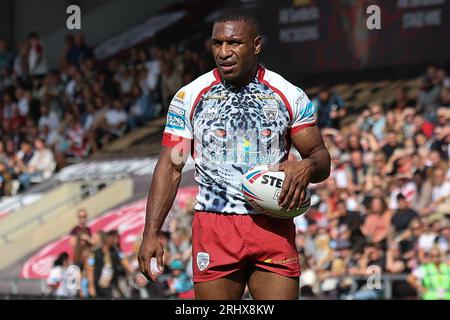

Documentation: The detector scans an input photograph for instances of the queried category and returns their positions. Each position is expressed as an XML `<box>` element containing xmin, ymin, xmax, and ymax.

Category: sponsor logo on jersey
<box><xmin>170</xmin><ymin>91</ymin><xmax>185</xmax><ymax>107</ymax></box>
<box><xmin>203</xmin><ymin>94</ymin><xmax>227</xmax><ymax>100</ymax></box>
<box><xmin>196</xmin><ymin>252</ymin><xmax>210</xmax><ymax>271</ymax></box>
<box><xmin>176</xmin><ymin>91</ymin><xmax>185</xmax><ymax>100</ymax></box>
<box><xmin>242</xmin><ymin>138</ymin><xmax>251</xmax><ymax>152</ymax></box>
<box><xmin>168</xmin><ymin>105</ymin><xmax>185</xmax><ymax>117</ymax></box>
<box><xmin>167</xmin><ymin>112</ymin><xmax>185</xmax><ymax>130</ymax></box>
<box><xmin>205</xmin><ymin>105</ymin><xmax>220</xmax><ymax>119</ymax></box>
<box><xmin>263</xmin><ymin>105</ymin><xmax>279</xmax><ymax>121</ymax></box>
<box><xmin>255</xmin><ymin>93</ymin><xmax>277</xmax><ymax>100</ymax></box>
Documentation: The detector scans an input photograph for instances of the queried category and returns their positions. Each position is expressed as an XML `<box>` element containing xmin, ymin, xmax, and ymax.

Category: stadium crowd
<box><xmin>0</xmin><ymin>32</ymin><xmax>213</xmax><ymax>198</ymax></box>
<box><xmin>295</xmin><ymin>65</ymin><xmax>450</xmax><ymax>299</ymax></box>
<box><xmin>1</xmin><ymin>30</ymin><xmax>449</xmax><ymax>299</ymax></box>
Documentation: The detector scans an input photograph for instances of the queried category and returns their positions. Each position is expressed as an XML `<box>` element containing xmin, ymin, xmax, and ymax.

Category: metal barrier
<box><xmin>0</xmin><ymin>181</ymin><xmax>108</xmax><ymax>244</ymax></box>
<box><xmin>301</xmin><ymin>273</ymin><xmax>413</xmax><ymax>300</ymax></box>
<box><xmin>0</xmin><ymin>273</ymin><xmax>414</xmax><ymax>299</ymax></box>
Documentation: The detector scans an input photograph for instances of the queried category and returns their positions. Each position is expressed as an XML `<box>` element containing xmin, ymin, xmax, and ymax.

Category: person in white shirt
<box><xmin>47</xmin><ymin>252</ymin><xmax>79</xmax><ymax>298</ymax></box>
<box><xmin>18</xmin><ymin>138</ymin><xmax>55</xmax><ymax>190</ymax></box>
<box><xmin>27</xmin><ymin>32</ymin><xmax>48</xmax><ymax>77</ymax></box>
<box><xmin>15</xmin><ymin>87</ymin><xmax>30</xmax><ymax>117</ymax></box>
<box><xmin>38</xmin><ymin>104</ymin><xmax>60</xmax><ymax>134</ymax></box>
<box><xmin>103</xmin><ymin>99</ymin><xmax>128</xmax><ymax>140</ymax></box>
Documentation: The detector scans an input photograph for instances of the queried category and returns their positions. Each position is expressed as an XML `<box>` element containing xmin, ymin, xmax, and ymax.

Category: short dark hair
<box><xmin>54</xmin><ymin>252</ymin><xmax>69</xmax><ymax>267</ymax></box>
<box><xmin>397</xmin><ymin>193</ymin><xmax>406</xmax><ymax>201</ymax></box>
<box><xmin>215</xmin><ymin>8</ymin><xmax>259</xmax><ymax>35</ymax></box>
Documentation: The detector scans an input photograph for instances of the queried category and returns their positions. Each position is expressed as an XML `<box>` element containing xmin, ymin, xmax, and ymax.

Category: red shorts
<box><xmin>191</xmin><ymin>211</ymin><xmax>301</xmax><ymax>283</ymax></box>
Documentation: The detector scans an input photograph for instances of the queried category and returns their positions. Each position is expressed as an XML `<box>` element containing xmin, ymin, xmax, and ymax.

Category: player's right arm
<box><xmin>138</xmin><ymin>146</ymin><xmax>188</xmax><ymax>281</ymax></box>
<box><xmin>138</xmin><ymin>88</ymin><xmax>193</xmax><ymax>282</ymax></box>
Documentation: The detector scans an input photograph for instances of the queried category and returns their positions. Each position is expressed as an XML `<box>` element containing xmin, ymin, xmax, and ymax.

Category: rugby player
<box><xmin>138</xmin><ymin>8</ymin><xmax>331</xmax><ymax>300</ymax></box>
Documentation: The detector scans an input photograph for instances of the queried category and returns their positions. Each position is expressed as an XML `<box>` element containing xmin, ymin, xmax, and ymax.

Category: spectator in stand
<box><xmin>418</xmin><ymin>167</ymin><xmax>450</xmax><ymax>218</ymax></box>
<box><xmin>0</xmin><ymin>38</ymin><xmax>13</xmax><ymax>70</ymax></box>
<box><xmin>347</xmin><ymin>150</ymin><xmax>368</xmax><ymax>194</ymax></box>
<box><xmin>167</xmin><ymin>228</ymin><xmax>192</xmax><ymax>265</ymax></box>
<box><xmin>382</xmin><ymin>131</ymin><xmax>404</xmax><ymax>161</ymax></box>
<box><xmin>13</xmin><ymin>41</ymin><xmax>30</xmax><ymax>82</ymax></box>
<box><xmin>15</xmin><ymin>87</ymin><xmax>30</xmax><ymax>119</ymax></box>
<box><xmin>65</xmin><ymin>114</ymin><xmax>88</xmax><ymax>159</ymax></box>
<box><xmin>436</xmin><ymin>220</ymin><xmax>450</xmax><ymax>254</ymax></box>
<box><xmin>67</xmin><ymin>33</ymin><xmax>94</xmax><ymax>69</ymax></box>
<box><xmin>360</xmin><ymin>197</ymin><xmax>392</xmax><ymax>249</ymax></box>
<box><xmin>128</xmin><ymin>84</ymin><xmax>154</xmax><ymax>129</ymax></box>
<box><xmin>391</xmin><ymin>194</ymin><xmax>419</xmax><ymax>235</ymax></box>
<box><xmin>2</xmin><ymin>92</ymin><xmax>20</xmax><ymax>131</ymax></box>
<box><xmin>385</xmin><ymin>241</ymin><xmax>417</xmax><ymax>299</ymax></box>
<box><xmin>38</xmin><ymin>104</ymin><xmax>60</xmax><ymax>136</ymax></box>
<box><xmin>348</xmin><ymin>243</ymin><xmax>386</xmax><ymax>300</ymax></box>
<box><xmin>314</xmin><ymin>86</ymin><xmax>346</xmax><ymax>129</ymax></box>
<box><xmin>358</xmin><ymin>103</ymin><xmax>386</xmax><ymax>141</ymax></box>
<box><xmin>161</xmin><ymin>61</ymin><xmax>182</xmax><ymax>114</ymax></box>
<box><xmin>438</xmin><ymin>87</ymin><xmax>450</xmax><ymax>107</ymax></box>
<box><xmin>417</xmin><ymin>77</ymin><xmax>440</xmax><ymax>122</ymax></box>
<box><xmin>17</xmin><ymin>138</ymin><xmax>55</xmax><ymax>190</ymax></box>
<box><xmin>99</xmin><ymin>98</ymin><xmax>128</xmax><ymax>145</ymax></box>
<box><xmin>164</xmin><ymin>259</ymin><xmax>194</xmax><ymax>299</ymax></box>
<box><xmin>407</xmin><ymin>246</ymin><xmax>450</xmax><ymax>300</ymax></box>
<box><xmin>27</xmin><ymin>32</ymin><xmax>48</xmax><ymax>78</ymax></box>
<box><xmin>435</xmin><ymin>67</ymin><xmax>450</xmax><ymax>88</ymax></box>
<box><xmin>389</xmin><ymin>87</ymin><xmax>416</xmax><ymax>113</ymax></box>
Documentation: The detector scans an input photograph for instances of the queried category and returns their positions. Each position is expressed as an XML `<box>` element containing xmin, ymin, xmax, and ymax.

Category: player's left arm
<box><xmin>276</xmin><ymin>125</ymin><xmax>331</xmax><ymax>211</ymax></box>
<box><xmin>273</xmin><ymin>86</ymin><xmax>331</xmax><ymax>211</ymax></box>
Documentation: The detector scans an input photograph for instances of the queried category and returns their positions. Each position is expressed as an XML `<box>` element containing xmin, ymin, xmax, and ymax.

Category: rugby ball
<box><xmin>241</xmin><ymin>165</ymin><xmax>311</xmax><ymax>219</ymax></box>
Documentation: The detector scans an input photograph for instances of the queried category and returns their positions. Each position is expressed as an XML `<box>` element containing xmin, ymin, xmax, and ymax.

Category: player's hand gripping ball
<box><xmin>241</xmin><ymin>165</ymin><xmax>311</xmax><ymax>219</ymax></box>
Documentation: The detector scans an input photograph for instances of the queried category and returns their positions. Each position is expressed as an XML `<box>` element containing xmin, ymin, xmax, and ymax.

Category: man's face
<box><xmin>211</xmin><ymin>21</ymin><xmax>260</xmax><ymax>84</ymax></box>
<box><xmin>428</xmin><ymin>250</ymin><xmax>441</xmax><ymax>264</ymax></box>
<box><xmin>78</xmin><ymin>210</ymin><xmax>88</xmax><ymax>226</ymax></box>
<box><xmin>433</xmin><ymin>169</ymin><xmax>445</xmax><ymax>185</ymax></box>
<box><xmin>351</xmin><ymin>151</ymin><xmax>362</xmax><ymax>168</ymax></box>
<box><xmin>34</xmin><ymin>139</ymin><xmax>45</xmax><ymax>150</ymax></box>
<box><xmin>319</xmin><ymin>90</ymin><xmax>329</xmax><ymax>102</ymax></box>
<box><xmin>387</xmin><ymin>132</ymin><xmax>397</xmax><ymax>145</ymax></box>
<box><xmin>21</xmin><ymin>143</ymin><xmax>31</xmax><ymax>153</ymax></box>
<box><xmin>104</xmin><ymin>235</ymin><xmax>115</xmax><ymax>247</ymax></box>
<box><xmin>398</xmin><ymin>198</ymin><xmax>407</xmax><ymax>210</ymax></box>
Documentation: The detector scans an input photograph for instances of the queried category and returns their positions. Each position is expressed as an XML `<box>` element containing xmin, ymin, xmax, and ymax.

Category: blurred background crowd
<box><xmin>0</xmin><ymin>32</ymin><xmax>214</xmax><ymax>197</ymax></box>
<box><xmin>1</xmin><ymin>7</ymin><xmax>449</xmax><ymax>300</ymax></box>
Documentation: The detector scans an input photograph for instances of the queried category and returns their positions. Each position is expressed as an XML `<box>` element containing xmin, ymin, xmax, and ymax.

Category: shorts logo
<box><xmin>263</xmin><ymin>105</ymin><xmax>279</xmax><ymax>121</ymax></box>
<box><xmin>197</xmin><ymin>252</ymin><xmax>210</xmax><ymax>271</ymax></box>
<box><xmin>264</xmin><ymin>257</ymin><xmax>298</xmax><ymax>265</ymax></box>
